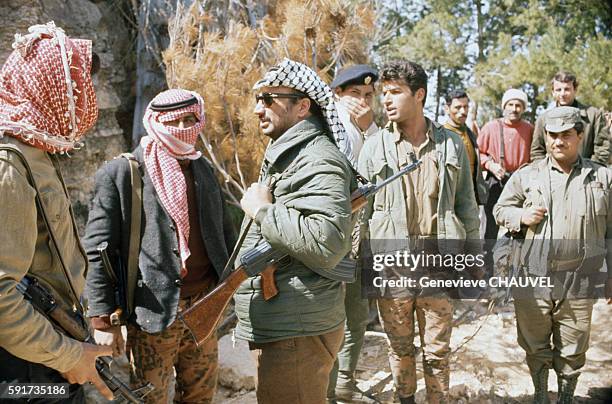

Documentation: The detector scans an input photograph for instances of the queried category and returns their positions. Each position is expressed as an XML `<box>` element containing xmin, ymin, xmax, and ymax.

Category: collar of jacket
<box><xmin>375</xmin><ymin>117</ymin><xmax>448</xmax><ymax>169</ymax></box>
<box><xmin>264</xmin><ymin>115</ymin><xmax>326</xmax><ymax>166</ymax></box>
<box><xmin>530</xmin><ymin>155</ymin><xmax>593</xmax><ymax>197</ymax></box>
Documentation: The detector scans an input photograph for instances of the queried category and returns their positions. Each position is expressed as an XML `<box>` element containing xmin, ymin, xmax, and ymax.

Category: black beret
<box><xmin>330</xmin><ymin>64</ymin><xmax>378</xmax><ymax>89</ymax></box>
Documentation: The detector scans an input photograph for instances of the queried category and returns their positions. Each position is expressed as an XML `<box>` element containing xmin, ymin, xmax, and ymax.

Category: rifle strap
<box><xmin>0</xmin><ymin>144</ymin><xmax>83</xmax><ymax>312</ymax></box>
<box><xmin>497</xmin><ymin>119</ymin><xmax>506</xmax><ymax>170</ymax></box>
<box><xmin>120</xmin><ymin>153</ymin><xmax>143</xmax><ymax>317</ymax></box>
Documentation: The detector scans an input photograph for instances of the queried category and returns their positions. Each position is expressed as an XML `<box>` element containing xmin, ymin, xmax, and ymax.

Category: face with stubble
<box><xmin>503</xmin><ymin>99</ymin><xmax>525</xmax><ymax>123</ymax></box>
<box><xmin>253</xmin><ymin>86</ymin><xmax>309</xmax><ymax>140</ymax></box>
<box><xmin>445</xmin><ymin>97</ymin><xmax>469</xmax><ymax>127</ymax></box>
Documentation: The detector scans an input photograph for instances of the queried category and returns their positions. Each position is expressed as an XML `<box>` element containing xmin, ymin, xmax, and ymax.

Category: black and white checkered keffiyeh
<box><xmin>254</xmin><ymin>58</ymin><xmax>353</xmax><ymax>164</ymax></box>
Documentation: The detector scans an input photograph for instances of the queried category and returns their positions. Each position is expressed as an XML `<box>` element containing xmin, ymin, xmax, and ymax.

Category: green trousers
<box><xmin>514</xmin><ymin>297</ymin><xmax>594</xmax><ymax>378</ymax></box>
<box><xmin>327</xmin><ymin>268</ymin><xmax>370</xmax><ymax>394</ymax></box>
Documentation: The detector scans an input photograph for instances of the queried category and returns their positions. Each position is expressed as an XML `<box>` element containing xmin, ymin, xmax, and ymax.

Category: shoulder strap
<box><xmin>498</xmin><ymin>119</ymin><xmax>505</xmax><ymax>169</ymax></box>
<box><xmin>120</xmin><ymin>152</ymin><xmax>142</xmax><ymax>317</ymax></box>
<box><xmin>0</xmin><ymin>144</ymin><xmax>83</xmax><ymax>312</ymax></box>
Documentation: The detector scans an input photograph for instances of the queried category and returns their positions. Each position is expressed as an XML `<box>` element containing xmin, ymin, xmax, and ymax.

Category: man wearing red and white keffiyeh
<box><xmin>83</xmin><ymin>88</ymin><xmax>236</xmax><ymax>403</ymax></box>
<box><xmin>0</xmin><ymin>22</ymin><xmax>115</xmax><ymax>401</ymax></box>
<box><xmin>141</xmin><ymin>89</ymin><xmax>206</xmax><ymax>275</ymax></box>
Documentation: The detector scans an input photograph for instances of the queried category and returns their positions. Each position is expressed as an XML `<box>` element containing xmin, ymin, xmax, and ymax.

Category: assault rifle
<box><xmin>16</xmin><ymin>276</ymin><xmax>154</xmax><ymax>403</ymax></box>
<box><xmin>181</xmin><ymin>156</ymin><xmax>422</xmax><ymax>346</ymax></box>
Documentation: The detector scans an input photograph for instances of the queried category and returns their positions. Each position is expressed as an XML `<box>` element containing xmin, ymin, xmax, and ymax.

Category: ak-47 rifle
<box><xmin>181</xmin><ymin>155</ymin><xmax>422</xmax><ymax>346</ymax></box>
<box><xmin>16</xmin><ymin>276</ymin><xmax>154</xmax><ymax>404</ymax></box>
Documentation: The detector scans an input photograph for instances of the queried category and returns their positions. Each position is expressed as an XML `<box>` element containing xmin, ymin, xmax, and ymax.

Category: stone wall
<box><xmin>0</xmin><ymin>0</ymin><xmax>137</xmax><ymax>230</ymax></box>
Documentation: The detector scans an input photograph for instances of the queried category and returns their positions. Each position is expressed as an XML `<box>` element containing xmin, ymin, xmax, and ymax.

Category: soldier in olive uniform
<box><xmin>494</xmin><ymin>106</ymin><xmax>612</xmax><ymax>403</ymax></box>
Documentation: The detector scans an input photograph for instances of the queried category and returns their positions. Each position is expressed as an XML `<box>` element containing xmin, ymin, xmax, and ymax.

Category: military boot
<box><xmin>335</xmin><ymin>375</ymin><xmax>377</xmax><ymax>403</ymax></box>
<box><xmin>556</xmin><ymin>376</ymin><xmax>578</xmax><ymax>404</ymax></box>
<box><xmin>530</xmin><ymin>368</ymin><xmax>550</xmax><ymax>404</ymax></box>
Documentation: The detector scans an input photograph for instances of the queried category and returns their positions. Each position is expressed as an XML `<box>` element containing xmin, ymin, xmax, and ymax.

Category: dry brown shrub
<box><xmin>164</xmin><ymin>0</ymin><xmax>375</xmax><ymax>205</ymax></box>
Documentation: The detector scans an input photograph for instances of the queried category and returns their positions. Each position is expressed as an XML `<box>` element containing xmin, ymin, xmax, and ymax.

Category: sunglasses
<box><xmin>255</xmin><ymin>92</ymin><xmax>305</xmax><ymax>107</ymax></box>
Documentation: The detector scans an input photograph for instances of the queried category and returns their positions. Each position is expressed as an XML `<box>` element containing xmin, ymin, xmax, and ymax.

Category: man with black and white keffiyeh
<box><xmin>233</xmin><ymin>58</ymin><xmax>357</xmax><ymax>403</ymax></box>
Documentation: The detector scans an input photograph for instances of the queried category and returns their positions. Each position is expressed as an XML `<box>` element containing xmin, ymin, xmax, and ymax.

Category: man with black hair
<box><xmin>444</xmin><ymin>90</ymin><xmax>488</xmax><ymax>206</ymax></box>
<box><xmin>495</xmin><ymin>106</ymin><xmax>612</xmax><ymax>403</ymax></box>
<box><xmin>327</xmin><ymin>64</ymin><xmax>379</xmax><ymax>404</ymax></box>
<box><xmin>358</xmin><ymin>59</ymin><xmax>479</xmax><ymax>404</ymax></box>
<box><xmin>531</xmin><ymin>71</ymin><xmax>609</xmax><ymax>165</ymax></box>
<box><xmin>235</xmin><ymin>58</ymin><xmax>356</xmax><ymax>403</ymax></box>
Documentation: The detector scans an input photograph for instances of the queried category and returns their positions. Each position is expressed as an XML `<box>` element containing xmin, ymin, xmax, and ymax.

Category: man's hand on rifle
<box><xmin>94</xmin><ymin>326</ymin><xmax>125</xmax><ymax>356</ymax></box>
<box><xmin>61</xmin><ymin>342</ymin><xmax>114</xmax><ymax>400</ymax></box>
<box><xmin>241</xmin><ymin>183</ymin><xmax>272</xmax><ymax>219</ymax></box>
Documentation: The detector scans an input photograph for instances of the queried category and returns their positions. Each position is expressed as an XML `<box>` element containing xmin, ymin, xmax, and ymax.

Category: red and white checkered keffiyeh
<box><xmin>140</xmin><ymin>89</ymin><xmax>205</xmax><ymax>272</ymax></box>
<box><xmin>0</xmin><ymin>22</ymin><xmax>98</xmax><ymax>153</ymax></box>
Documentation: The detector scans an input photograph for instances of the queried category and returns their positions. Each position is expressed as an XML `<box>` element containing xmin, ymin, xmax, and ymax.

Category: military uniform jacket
<box><xmin>358</xmin><ymin>119</ymin><xmax>481</xmax><ymax>244</ymax></box>
<box><xmin>83</xmin><ymin>147</ymin><xmax>236</xmax><ymax>333</ymax></box>
<box><xmin>234</xmin><ymin>117</ymin><xmax>355</xmax><ymax>343</ymax></box>
<box><xmin>0</xmin><ymin>136</ymin><xmax>86</xmax><ymax>372</ymax></box>
<box><xmin>494</xmin><ymin>157</ymin><xmax>612</xmax><ymax>283</ymax></box>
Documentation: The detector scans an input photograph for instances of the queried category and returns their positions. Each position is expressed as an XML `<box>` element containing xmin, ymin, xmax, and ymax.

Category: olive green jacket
<box><xmin>494</xmin><ymin>156</ymin><xmax>612</xmax><ymax>278</ymax></box>
<box><xmin>234</xmin><ymin>117</ymin><xmax>354</xmax><ymax>343</ymax></box>
<box><xmin>0</xmin><ymin>136</ymin><xmax>85</xmax><ymax>372</ymax></box>
<box><xmin>357</xmin><ymin>119</ymin><xmax>480</xmax><ymax>245</ymax></box>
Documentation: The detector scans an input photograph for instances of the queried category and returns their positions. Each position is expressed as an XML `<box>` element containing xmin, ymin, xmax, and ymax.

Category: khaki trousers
<box><xmin>377</xmin><ymin>296</ymin><xmax>453</xmax><ymax>403</ymax></box>
<box><xmin>514</xmin><ymin>297</ymin><xmax>594</xmax><ymax>378</ymax></box>
<box><xmin>126</xmin><ymin>295</ymin><xmax>218</xmax><ymax>404</ymax></box>
<box><xmin>250</xmin><ymin>326</ymin><xmax>344</xmax><ymax>404</ymax></box>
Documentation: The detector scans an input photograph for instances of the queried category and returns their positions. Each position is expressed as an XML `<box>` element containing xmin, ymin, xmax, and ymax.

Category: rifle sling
<box><xmin>0</xmin><ymin>144</ymin><xmax>83</xmax><ymax>312</ymax></box>
<box><xmin>120</xmin><ymin>153</ymin><xmax>143</xmax><ymax>318</ymax></box>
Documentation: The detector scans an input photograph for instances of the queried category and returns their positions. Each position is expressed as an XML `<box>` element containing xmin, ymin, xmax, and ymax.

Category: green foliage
<box><xmin>376</xmin><ymin>0</ymin><xmax>611</xmax><ymax>125</ymax></box>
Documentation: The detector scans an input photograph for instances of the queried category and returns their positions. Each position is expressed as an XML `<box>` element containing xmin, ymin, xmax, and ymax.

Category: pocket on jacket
<box><xmin>443</xmin><ymin>210</ymin><xmax>466</xmax><ymax>240</ymax></box>
<box><xmin>588</xmin><ymin>182</ymin><xmax>608</xmax><ymax>215</ymax></box>
<box><xmin>39</xmin><ymin>189</ymin><xmax>70</xmax><ymax>225</ymax></box>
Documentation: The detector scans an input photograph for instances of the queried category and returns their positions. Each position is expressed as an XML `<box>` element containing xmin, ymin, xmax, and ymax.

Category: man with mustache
<box><xmin>234</xmin><ymin>58</ymin><xmax>356</xmax><ymax>403</ymax></box>
<box><xmin>358</xmin><ymin>60</ymin><xmax>480</xmax><ymax>404</ymax></box>
<box><xmin>478</xmin><ymin>88</ymin><xmax>533</xmax><ymax>240</ymax></box>
<box><xmin>494</xmin><ymin>106</ymin><xmax>612</xmax><ymax>403</ymax></box>
<box><xmin>0</xmin><ymin>22</ymin><xmax>113</xmax><ymax>401</ymax></box>
<box><xmin>530</xmin><ymin>71</ymin><xmax>608</xmax><ymax>165</ymax></box>
<box><xmin>443</xmin><ymin>90</ymin><xmax>488</xmax><ymax>207</ymax></box>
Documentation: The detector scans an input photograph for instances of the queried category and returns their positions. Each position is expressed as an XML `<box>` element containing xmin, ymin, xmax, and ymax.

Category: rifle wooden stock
<box><xmin>182</xmin><ymin>159</ymin><xmax>421</xmax><ymax>346</ymax></box>
<box><xmin>181</xmin><ymin>190</ymin><xmax>371</xmax><ymax>346</ymax></box>
<box><xmin>181</xmin><ymin>267</ymin><xmax>248</xmax><ymax>344</ymax></box>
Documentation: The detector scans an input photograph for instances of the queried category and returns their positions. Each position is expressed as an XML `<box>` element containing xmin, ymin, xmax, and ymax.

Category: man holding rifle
<box><xmin>83</xmin><ymin>89</ymin><xmax>236</xmax><ymax>403</ymax></box>
<box><xmin>234</xmin><ymin>58</ymin><xmax>357</xmax><ymax>403</ymax></box>
<box><xmin>358</xmin><ymin>60</ymin><xmax>480</xmax><ymax>403</ymax></box>
<box><xmin>0</xmin><ymin>23</ymin><xmax>113</xmax><ymax>401</ymax></box>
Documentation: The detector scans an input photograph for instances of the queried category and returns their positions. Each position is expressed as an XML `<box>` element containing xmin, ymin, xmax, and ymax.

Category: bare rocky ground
<box><xmin>86</xmin><ymin>300</ymin><xmax>611</xmax><ymax>403</ymax></box>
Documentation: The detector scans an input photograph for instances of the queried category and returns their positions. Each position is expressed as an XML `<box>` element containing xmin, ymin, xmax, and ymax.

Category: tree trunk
<box><xmin>434</xmin><ymin>65</ymin><xmax>442</xmax><ymax>122</ymax></box>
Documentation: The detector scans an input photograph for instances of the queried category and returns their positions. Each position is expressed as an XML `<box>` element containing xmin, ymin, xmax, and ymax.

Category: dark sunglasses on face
<box><xmin>255</xmin><ymin>92</ymin><xmax>305</xmax><ymax>107</ymax></box>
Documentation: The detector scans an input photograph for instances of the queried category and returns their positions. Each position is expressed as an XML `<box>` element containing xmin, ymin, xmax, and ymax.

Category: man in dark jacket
<box><xmin>531</xmin><ymin>71</ymin><xmax>609</xmax><ymax>164</ymax></box>
<box><xmin>84</xmin><ymin>89</ymin><xmax>236</xmax><ymax>403</ymax></box>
